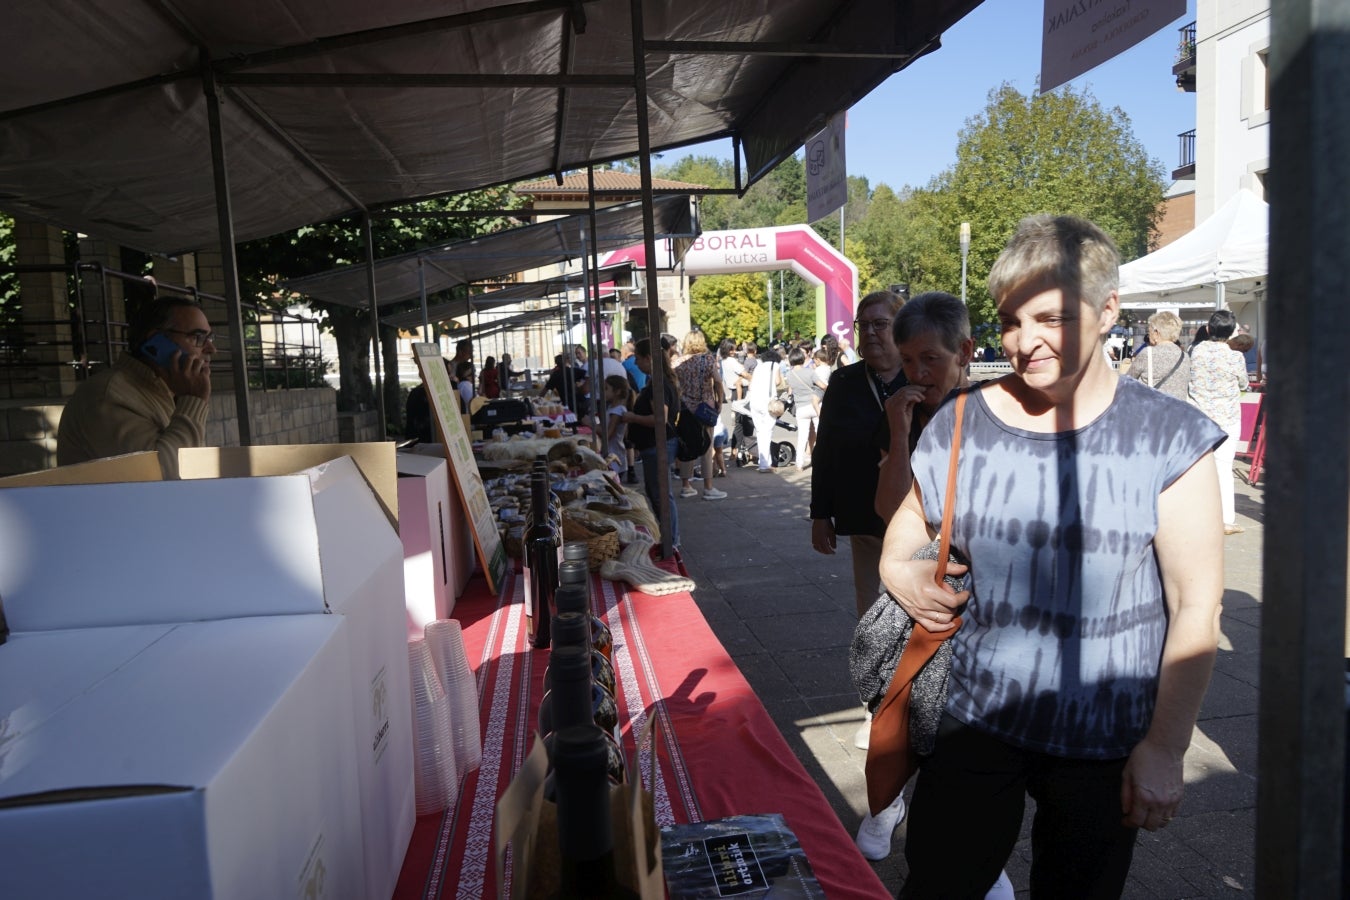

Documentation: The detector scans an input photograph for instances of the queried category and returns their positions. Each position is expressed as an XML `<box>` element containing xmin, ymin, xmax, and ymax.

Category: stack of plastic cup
<box><xmin>425</xmin><ymin>619</ymin><xmax>483</xmax><ymax>775</ymax></box>
<box><xmin>408</xmin><ymin>638</ymin><xmax>459</xmax><ymax>816</ymax></box>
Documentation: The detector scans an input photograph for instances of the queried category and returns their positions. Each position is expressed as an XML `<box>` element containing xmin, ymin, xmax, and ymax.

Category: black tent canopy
<box><xmin>0</xmin><ymin>0</ymin><xmax>979</xmax><ymax>256</ymax></box>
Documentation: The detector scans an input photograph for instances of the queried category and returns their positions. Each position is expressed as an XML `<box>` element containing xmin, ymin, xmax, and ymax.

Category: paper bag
<box><xmin>495</xmin><ymin>716</ymin><xmax>663</xmax><ymax>898</ymax></box>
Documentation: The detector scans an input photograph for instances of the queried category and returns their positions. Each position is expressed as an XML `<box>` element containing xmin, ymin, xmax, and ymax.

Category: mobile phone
<box><xmin>139</xmin><ymin>333</ymin><xmax>183</xmax><ymax>368</ymax></box>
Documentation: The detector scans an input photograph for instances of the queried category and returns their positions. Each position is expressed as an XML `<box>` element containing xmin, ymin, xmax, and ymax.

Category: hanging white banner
<box><xmin>805</xmin><ymin>113</ymin><xmax>848</xmax><ymax>223</ymax></box>
<box><xmin>1040</xmin><ymin>0</ymin><xmax>1185</xmax><ymax>93</ymax></box>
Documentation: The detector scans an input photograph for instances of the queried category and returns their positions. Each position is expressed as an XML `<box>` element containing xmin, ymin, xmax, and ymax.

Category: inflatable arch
<box><xmin>600</xmin><ymin>225</ymin><xmax>859</xmax><ymax>341</ymax></box>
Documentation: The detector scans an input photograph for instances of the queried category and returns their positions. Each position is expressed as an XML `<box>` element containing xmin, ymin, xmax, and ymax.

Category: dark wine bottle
<box><xmin>538</xmin><ymin>644</ymin><xmax>619</xmax><ymax>738</ymax></box>
<box><xmin>543</xmin><ymin>728</ymin><xmax>626</xmax><ymax>794</ymax></box>
<box><xmin>555</xmin><ymin>575</ymin><xmax>614</xmax><ymax>663</ymax></box>
<box><xmin>524</xmin><ymin>472</ymin><xmax>557</xmax><ymax>649</ymax></box>
<box><xmin>550</xmin><ymin>726</ymin><xmax>639</xmax><ymax>900</ymax></box>
<box><xmin>546</xmin><ymin>612</ymin><xmax>617</xmax><ymax>698</ymax></box>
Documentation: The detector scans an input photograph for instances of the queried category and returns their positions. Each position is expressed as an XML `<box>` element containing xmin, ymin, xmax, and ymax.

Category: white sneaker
<box><xmin>679</xmin><ymin>487</ymin><xmax>699</xmax><ymax>498</ymax></box>
<box><xmin>855</xmin><ymin>793</ymin><xmax>906</xmax><ymax>860</ymax></box>
<box><xmin>984</xmin><ymin>870</ymin><xmax>1015</xmax><ymax>900</ymax></box>
<box><xmin>756</xmin><ymin>466</ymin><xmax>772</xmax><ymax>473</ymax></box>
<box><xmin>702</xmin><ymin>487</ymin><xmax>727</xmax><ymax>500</ymax></box>
<box><xmin>854</xmin><ymin>710</ymin><xmax>872</xmax><ymax>750</ymax></box>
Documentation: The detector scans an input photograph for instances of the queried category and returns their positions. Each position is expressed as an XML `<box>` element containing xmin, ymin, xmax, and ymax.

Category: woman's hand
<box><xmin>1120</xmin><ymin>737</ymin><xmax>1184</xmax><ymax>831</ymax></box>
<box><xmin>810</xmin><ymin>518</ymin><xmax>836</xmax><ymax>555</ymax></box>
<box><xmin>884</xmin><ymin>384</ymin><xmax>926</xmax><ymax>429</ymax></box>
<box><xmin>879</xmin><ymin>556</ymin><xmax>968</xmax><ymax>632</ymax></box>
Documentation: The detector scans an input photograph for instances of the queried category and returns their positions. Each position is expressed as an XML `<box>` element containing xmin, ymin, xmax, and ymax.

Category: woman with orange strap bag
<box><xmin>878</xmin><ymin>216</ymin><xmax>1225</xmax><ymax>897</ymax></box>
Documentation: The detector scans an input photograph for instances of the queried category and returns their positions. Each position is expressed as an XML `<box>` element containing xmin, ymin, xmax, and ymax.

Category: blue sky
<box><xmin>664</xmin><ymin>0</ymin><xmax>1197</xmax><ymax>195</ymax></box>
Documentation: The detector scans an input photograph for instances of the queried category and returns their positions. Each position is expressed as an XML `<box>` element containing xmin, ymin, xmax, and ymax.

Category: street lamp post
<box><xmin>959</xmin><ymin>222</ymin><xmax>971</xmax><ymax>305</ymax></box>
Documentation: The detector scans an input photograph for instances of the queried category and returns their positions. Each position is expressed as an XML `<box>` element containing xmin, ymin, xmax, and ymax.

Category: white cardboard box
<box><xmin>0</xmin><ymin>450</ymin><xmax>417</xmax><ymax>900</ymax></box>
<box><xmin>409</xmin><ymin>443</ymin><xmax>475</xmax><ymax>594</ymax></box>
<box><xmin>397</xmin><ymin>452</ymin><xmax>454</xmax><ymax>636</ymax></box>
<box><xmin>0</xmin><ymin>616</ymin><xmax>364</xmax><ymax>900</ymax></box>
<box><xmin>302</xmin><ymin>456</ymin><xmax>417</xmax><ymax>899</ymax></box>
<box><xmin>0</xmin><ymin>475</ymin><xmax>328</xmax><ymax>632</ymax></box>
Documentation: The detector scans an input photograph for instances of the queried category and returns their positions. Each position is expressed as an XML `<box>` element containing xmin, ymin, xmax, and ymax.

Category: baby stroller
<box><xmin>729</xmin><ymin>393</ymin><xmax>799</xmax><ymax>468</ymax></box>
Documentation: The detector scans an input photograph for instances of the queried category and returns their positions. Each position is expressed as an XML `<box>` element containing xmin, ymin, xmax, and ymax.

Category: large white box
<box><xmin>0</xmin><ymin>474</ymin><xmax>328</xmax><ymax>632</ymax></box>
<box><xmin>397</xmin><ymin>451</ymin><xmax>455</xmax><ymax>637</ymax></box>
<box><xmin>0</xmin><ymin>449</ymin><xmax>417</xmax><ymax>900</ymax></box>
<box><xmin>0</xmin><ymin>616</ymin><xmax>364</xmax><ymax>900</ymax></box>
<box><xmin>302</xmin><ymin>456</ymin><xmax>418</xmax><ymax>899</ymax></box>
<box><xmin>409</xmin><ymin>443</ymin><xmax>475</xmax><ymax>594</ymax></box>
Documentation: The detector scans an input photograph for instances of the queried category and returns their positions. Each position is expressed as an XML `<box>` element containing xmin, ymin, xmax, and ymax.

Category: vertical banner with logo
<box><xmin>806</xmin><ymin>113</ymin><xmax>848</xmax><ymax>224</ymax></box>
<box><xmin>1040</xmin><ymin>0</ymin><xmax>1185</xmax><ymax>93</ymax></box>
<box><xmin>414</xmin><ymin>342</ymin><xmax>507</xmax><ymax>593</ymax></box>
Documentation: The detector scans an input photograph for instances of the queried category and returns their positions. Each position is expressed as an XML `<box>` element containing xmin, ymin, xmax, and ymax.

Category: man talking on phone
<box><xmin>58</xmin><ymin>295</ymin><xmax>215</xmax><ymax>479</ymax></box>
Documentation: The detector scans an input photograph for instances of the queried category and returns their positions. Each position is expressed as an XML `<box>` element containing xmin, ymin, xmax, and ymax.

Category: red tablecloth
<box><xmin>395</xmin><ymin>567</ymin><xmax>887</xmax><ymax>899</ymax></box>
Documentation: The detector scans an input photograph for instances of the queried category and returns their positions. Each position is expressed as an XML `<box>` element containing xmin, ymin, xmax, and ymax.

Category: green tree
<box><xmin>915</xmin><ymin>83</ymin><xmax>1166</xmax><ymax>323</ymax></box>
<box><xmin>689</xmin><ymin>273</ymin><xmax>769</xmax><ymax>344</ymax></box>
<box><xmin>0</xmin><ymin>214</ymin><xmax>16</xmax><ymax>331</ymax></box>
<box><xmin>658</xmin><ymin>155</ymin><xmax>736</xmax><ymax>230</ymax></box>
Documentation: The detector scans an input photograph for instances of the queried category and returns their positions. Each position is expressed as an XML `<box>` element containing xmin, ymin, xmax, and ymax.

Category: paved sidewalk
<box><xmin>668</xmin><ymin>459</ymin><xmax>1261</xmax><ymax>898</ymax></box>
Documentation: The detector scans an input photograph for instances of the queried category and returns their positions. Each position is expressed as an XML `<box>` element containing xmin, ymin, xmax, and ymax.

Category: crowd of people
<box><xmin>49</xmin><ymin>211</ymin><xmax>1251</xmax><ymax>898</ymax></box>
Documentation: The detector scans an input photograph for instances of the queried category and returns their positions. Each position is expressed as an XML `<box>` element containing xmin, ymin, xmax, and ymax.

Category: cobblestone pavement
<box><xmin>668</xmin><ymin>455</ymin><xmax>1261</xmax><ymax>898</ymax></box>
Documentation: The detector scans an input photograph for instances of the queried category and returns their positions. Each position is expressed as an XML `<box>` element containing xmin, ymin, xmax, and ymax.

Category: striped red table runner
<box><xmin>395</xmin><ymin>568</ymin><xmax>887</xmax><ymax>899</ymax></box>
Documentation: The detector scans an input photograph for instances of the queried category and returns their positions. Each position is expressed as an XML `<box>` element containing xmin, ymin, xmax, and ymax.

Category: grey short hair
<box><xmin>893</xmin><ymin>292</ymin><xmax>971</xmax><ymax>353</ymax></box>
<box><xmin>1147</xmin><ymin>310</ymin><xmax>1182</xmax><ymax>343</ymax></box>
<box><xmin>988</xmin><ymin>215</ymin><xmax>1120</xmax><ymax>312</ymax></box>
<box><xmin>856</xmin><ymin>290</ymin><xmax>904</xmax><ymax>321</ymax></box>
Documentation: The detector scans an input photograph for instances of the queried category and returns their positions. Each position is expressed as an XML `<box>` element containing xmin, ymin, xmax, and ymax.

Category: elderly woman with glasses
<box><xmin>810</xmin><ymin>290</ymin><xmax>908</xmax><ymax>619</ymax></box>
<box><xmin>57</xmin><ymin>295</ymin><xmax>216</xmax><ymax>479</ymax></box>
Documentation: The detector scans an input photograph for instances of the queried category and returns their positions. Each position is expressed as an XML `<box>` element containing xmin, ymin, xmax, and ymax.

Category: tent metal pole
<box><xmin>629</xmin><ymin>0</ymin><xmax>674</xmax><ymax>558</ymax></box>
<box><xmin>580</xmin><ymin>231</ymin><xmax>601</xmax><ymax>451</ymax></box>
<box><xmin>201</xmin><ymin>61</ymin><xmax>254</xmax><ymax>446</ymax></box>
<box><xmin>419</xmin><ymin>258</ymin><xmax>430</xmax><ymax>339</ymax></box>
<box><xmin>361</xmin><ymin>213</ymin><xmax>387</xmax><ymax>440</ymax></box>
<box><xmin>587</xmin><ymin>166</ymin><xmax>606</xmax><ymax>450</ymax></box>
<box><xmin>1256</xmin><ymin>1</ymin><xmax>1347</xmax><ymax>893</ymax></box>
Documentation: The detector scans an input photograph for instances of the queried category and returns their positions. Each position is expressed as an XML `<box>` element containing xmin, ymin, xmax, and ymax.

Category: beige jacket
<box><xmin>57</xmin><ymin>353</ymin><xmax>209</xmax><ymax>479</ymax></box>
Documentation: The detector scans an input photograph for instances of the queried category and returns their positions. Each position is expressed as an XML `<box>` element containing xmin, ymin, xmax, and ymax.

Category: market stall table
<box><xmin>395</xmin><ymin>564</ymin><xmax>887</xmax><ymax>899</ymax></box>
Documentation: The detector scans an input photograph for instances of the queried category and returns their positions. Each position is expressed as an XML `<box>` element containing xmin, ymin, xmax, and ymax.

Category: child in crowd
<box><xmin>604</xmin><ymin>375</ymin><xmax>632</xmax><ymax>476</ymax></box>
<box><xmin>711</xmin><ymin>414</ymin><xmax>729</xmax><ymax>477</ymax></box>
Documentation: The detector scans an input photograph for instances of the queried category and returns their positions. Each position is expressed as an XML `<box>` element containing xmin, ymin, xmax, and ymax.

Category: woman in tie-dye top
<box><xmin>879</xmin><ymin>216</ymin><xmax>1225</xmax><ymax>898</ymax></box>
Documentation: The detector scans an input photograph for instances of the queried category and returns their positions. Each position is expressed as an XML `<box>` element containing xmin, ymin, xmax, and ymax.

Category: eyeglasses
<box><xmin>164</xmin><ymin>328</ymin><xmax>215</xmax><ymax>347</ymax></box>
<box><xmin>853</xmin><ymin>319</ymin><xmax>892</xmax><ymax>334</ymax></box>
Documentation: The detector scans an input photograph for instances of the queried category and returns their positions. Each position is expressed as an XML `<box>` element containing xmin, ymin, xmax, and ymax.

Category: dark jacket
<box><xmin>629</xmin><ymin>379</ymin><xmax>679</xmax><ymax>451</ymax></box>
<box><xmin>809</xmin><ymin>360</ymin><xmax>905</xmax><ymax>537</ymax></box>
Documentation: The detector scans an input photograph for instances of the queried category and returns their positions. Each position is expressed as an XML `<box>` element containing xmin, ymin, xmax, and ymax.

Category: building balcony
<box><xmin>1173</xmin><ymin>21</ymin><xmax>1197</xmax><ymax>92</ymax></box>
<box><xmin>1172</xmin><ymin>129</ymin><xmax>1196</xmax><ymax>181</ymax></box>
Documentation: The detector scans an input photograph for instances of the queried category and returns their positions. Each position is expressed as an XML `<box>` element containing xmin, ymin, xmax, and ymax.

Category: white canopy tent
<box><xmin>1119</xmin><ymin>189</ymin><xmax>1269</xmax><ymax>312</ymax></box>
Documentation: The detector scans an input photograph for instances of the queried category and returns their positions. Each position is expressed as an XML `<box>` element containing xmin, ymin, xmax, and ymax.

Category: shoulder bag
<box><xmin>852</xmin><ymin>390</ymin><xmax>968</xmax><ymax>817</ymax></box>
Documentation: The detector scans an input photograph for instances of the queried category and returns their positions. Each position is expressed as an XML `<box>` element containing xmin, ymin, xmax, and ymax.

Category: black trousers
<box><xmin>899</xmin><ymin>714</ymin><xmax>1137</xmax><ymax>900</ymax></box>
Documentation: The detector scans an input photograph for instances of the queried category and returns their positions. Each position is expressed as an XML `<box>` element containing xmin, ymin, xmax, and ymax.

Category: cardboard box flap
<box><xmin>0</xmin><ymin>617</ymin><xmax>344</xmax><ymax>803</ymax></box>
<box><xmin>293</xmin><ymin>456</ymin><xmax>405</xmax><ymax>613</ymax></box>
<box><xmin>0</xmin><ymin>452</ymin><xmax>162</xmax><ymax>487</ymax></box>
<box><xmin>0</xmin><ymin>477</ymin><xmax>326</xmax><ymax>633</ymax></box>
<box><xmin>395</xmin><ymin>451</ymin><xmax>446</xmax><ymax>479</ymax></box>
<box><xmin>179</xmin><ymin>442</ymin><xmax>398</xmax><ymax>530</ymax></box>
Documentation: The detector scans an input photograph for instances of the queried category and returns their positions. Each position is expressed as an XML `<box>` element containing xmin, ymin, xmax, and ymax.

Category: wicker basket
<box><xmin>562</xmin><ymin>513</ymin><xmax>622</xmax><ymax>571</ymax></box>
<box><xmin>584</xmin><ymin>526</ymin><xmax>621</xmax><ymax>571</ymax></box>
